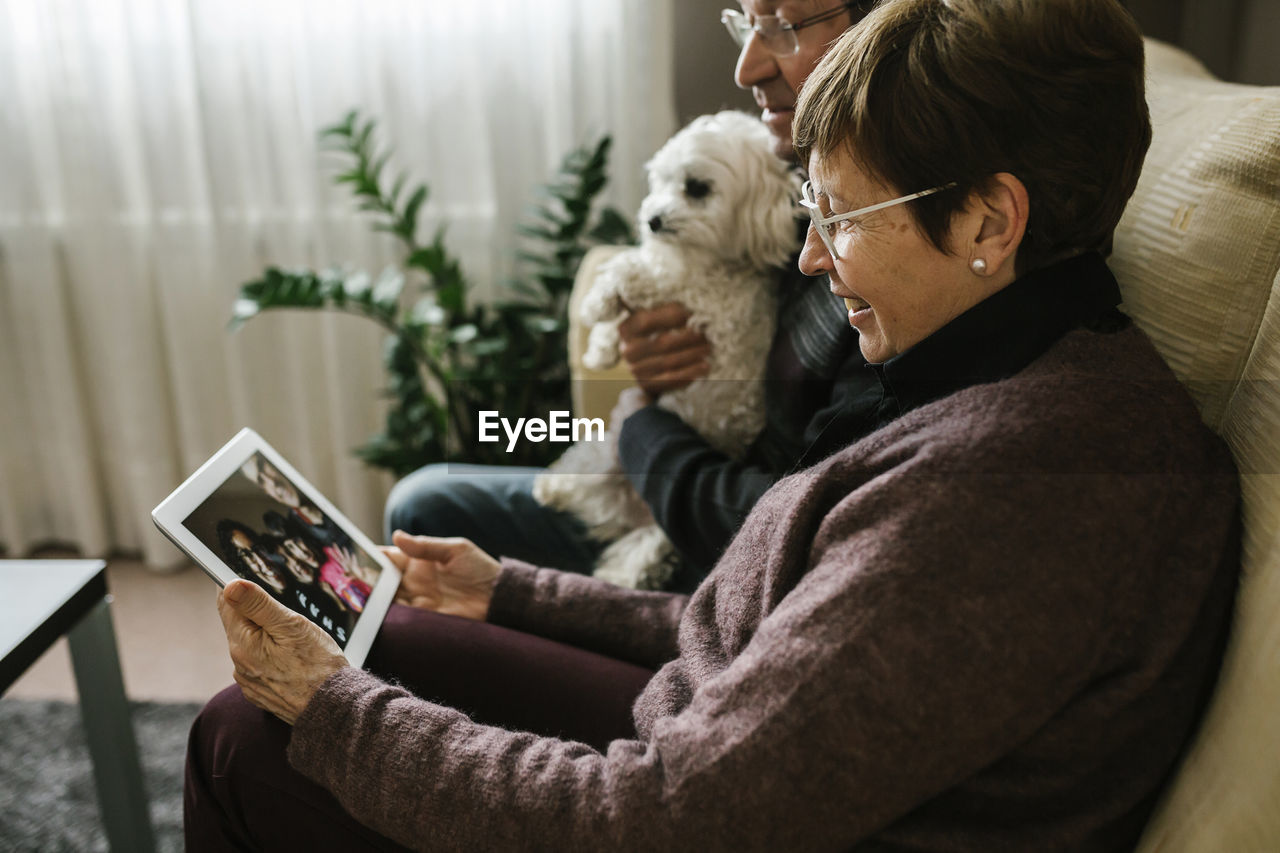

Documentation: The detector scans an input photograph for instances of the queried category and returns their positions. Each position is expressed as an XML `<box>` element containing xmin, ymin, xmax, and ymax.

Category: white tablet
<box><xmin>152</xmin><ymin>427</ymin><xmax>400</xmax><ymax>668</ymax></box>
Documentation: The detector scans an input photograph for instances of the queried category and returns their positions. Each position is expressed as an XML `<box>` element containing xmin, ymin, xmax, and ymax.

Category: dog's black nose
<box><xmin>648</xmin><ymin>215</ymin><xmax>663</xmax><ymax>233</ymax></box>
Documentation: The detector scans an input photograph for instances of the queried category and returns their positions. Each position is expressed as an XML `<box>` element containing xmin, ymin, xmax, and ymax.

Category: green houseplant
<box><xmin>230</xmin><ymin>111</ymin><xmax>634</xmax><ymax>475</ymax></box>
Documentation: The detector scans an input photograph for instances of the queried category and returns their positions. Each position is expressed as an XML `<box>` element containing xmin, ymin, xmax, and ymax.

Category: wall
<box><xmin>1127</xmin><ymin>0</ymin><xmax>1280</xmax><ymax>85</ymax></box>
<box><xmin>674</xmin><ymin>0</ymin><xmax>753</xmax><ymax>124</ymax></box>
<box><xmin>1233</xmin><ymin>0</ymin><xmax>1280</xmax><ymax>85</ymax></box>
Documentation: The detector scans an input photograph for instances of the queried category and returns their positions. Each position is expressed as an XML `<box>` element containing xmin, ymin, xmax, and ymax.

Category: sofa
<box><xmin>1117</xmin><ymin>40</ymin><xmax>1280</xmax><ymax>853</ymax></box>
<box><xmin>568</xmin><ymin>39</ymin><xmax>1280</xmax><ymax>850</ymax></box>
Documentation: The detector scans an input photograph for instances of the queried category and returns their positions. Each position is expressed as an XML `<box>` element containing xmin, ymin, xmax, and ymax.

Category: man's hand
<box><xmin>618</xmin><ymin>302</ymin><xmax>711</xmax><ymax>396</ymax></box>
<box><xmin>383</xmin><ymin>531</ymin><xmax>500</xmax><ymax>621</ymax></box>
<box><xmin>217</xmin><ymin>580</ymin><xmax>349</xmax><ymax>725</ymax></box>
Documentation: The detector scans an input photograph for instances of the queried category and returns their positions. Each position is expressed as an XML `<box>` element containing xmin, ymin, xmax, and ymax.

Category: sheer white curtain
<box><xmin>0</xmin><ymin>0</ymin><xmax>676</xmax><ymax>567</ymax></box>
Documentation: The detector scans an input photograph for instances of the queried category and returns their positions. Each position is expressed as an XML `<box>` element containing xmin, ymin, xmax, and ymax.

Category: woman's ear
<box><xmin>965</xmin><ymin>172</ymin><xmax>1029</xmax><ymax>279</ymax></box>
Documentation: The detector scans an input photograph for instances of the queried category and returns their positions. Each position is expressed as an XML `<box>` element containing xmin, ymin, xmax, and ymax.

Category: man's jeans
<box><xmin>384</xmin><ymin>463</ymin><xmax>603</xmax><ymax>574</ymax></box>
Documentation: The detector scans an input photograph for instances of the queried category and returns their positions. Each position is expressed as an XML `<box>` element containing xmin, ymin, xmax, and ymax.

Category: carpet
<box><xmin>0</xmin><ymin>698</ymin><xmax>200</xmax><ymax>852</ymax></box>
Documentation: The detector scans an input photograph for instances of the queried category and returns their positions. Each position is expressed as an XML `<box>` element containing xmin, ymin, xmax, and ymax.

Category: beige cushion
<box><xmin>1112</xmin><ymin>40</ymin><xmax>1280</xmax><ymax>430</ymax></box>
<box><xmin>569</xmin><ymin>245</ymin><xmax>634</xmax><ymax>424</ymax></box>
<box><xmin>1117</xmin><ymin>40</ymin><xmax>1280</xmax><ymax>852</ymax></box>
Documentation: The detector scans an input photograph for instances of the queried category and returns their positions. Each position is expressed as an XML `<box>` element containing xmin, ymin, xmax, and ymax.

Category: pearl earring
<box><xmin>970</xmin><ymin>258</ymin><xmax>987</xmax><ymax>275</ymax></box>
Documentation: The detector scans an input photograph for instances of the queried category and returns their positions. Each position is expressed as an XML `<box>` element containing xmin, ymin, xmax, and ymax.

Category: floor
<box><xmin>7</xmin><ymin>555</ymin><xmax>231</xmax><ymax>703</ymax></box>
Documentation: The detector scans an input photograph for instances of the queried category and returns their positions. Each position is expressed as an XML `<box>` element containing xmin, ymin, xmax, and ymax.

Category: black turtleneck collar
<box><xmin>797</xmin><ymin>251</ymin><xmax>1128</xmax><ymax>468</ymax></box>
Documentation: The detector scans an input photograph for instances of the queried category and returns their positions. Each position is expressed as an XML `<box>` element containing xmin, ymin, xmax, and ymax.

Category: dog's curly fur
<box><xmin>532</xmin><ymin>111</ymin><xmax>801</xmax><ymax>589</ymax></box>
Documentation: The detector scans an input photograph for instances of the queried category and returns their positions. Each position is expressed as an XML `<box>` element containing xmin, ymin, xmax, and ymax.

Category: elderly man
<box><xmin>384</xmin><ymin>2</ymin><xmax>870</xmax><ymax>590</ymax></box>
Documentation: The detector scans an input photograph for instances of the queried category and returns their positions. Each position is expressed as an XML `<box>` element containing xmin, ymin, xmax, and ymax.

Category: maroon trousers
<box><xmin>184</xmin><ymin>604</ymin><xmax>655</xmax><ymax>851</ymax></box>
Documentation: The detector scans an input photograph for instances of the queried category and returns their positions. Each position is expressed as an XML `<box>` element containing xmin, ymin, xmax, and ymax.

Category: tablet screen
<box><xmin>181</xmin><ymin>451</ymin><xmax>384</xmax><ymax>649</ymax></box>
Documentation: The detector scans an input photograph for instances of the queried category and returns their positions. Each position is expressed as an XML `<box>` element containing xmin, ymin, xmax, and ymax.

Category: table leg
<box><xmin>67</xmin><ymin>596</ymin><xmax>158</xmax><ymax>853</ymax></box>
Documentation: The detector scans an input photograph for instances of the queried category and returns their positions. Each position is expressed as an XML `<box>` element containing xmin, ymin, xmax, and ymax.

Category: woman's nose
<box><xmin>798</xmin><ymin>225</ymin><xmax>833</xmax><ymax>276</ymax></box>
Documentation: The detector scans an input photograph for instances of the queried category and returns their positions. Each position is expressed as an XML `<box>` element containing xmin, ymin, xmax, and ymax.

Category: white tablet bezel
<box><xmin>152</xmin><ymin>427</ymin><xmax>400</xmax><ymax>668</ymax></box>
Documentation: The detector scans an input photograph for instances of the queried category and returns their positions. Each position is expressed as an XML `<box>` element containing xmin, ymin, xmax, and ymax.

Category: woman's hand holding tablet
<box><xmin>152</xmin><ymin>427</ymin><xmax>402</xmax><ymax>668</ymax></box>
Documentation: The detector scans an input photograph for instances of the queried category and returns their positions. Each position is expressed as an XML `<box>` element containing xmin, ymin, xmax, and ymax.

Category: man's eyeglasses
<box><xmin>721</xmin><ymin>2</ymin><xmax>863</xmax><ymax>58</ymax></box>
<box><xmin>799</xmin><ymin>180</ymin><xmax>956</xmax><ymax>259</ymax></box>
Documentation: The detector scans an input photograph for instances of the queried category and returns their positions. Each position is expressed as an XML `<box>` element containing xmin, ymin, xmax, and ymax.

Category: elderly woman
<box><xmin>187</xmin><ymin>0</ymin><xmax>1239</xmax><ymax>850</ymax></box>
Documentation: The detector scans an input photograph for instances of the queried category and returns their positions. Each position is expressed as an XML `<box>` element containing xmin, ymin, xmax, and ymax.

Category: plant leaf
<box><xmin>588</xmin><ymin>206</ymin><xmax>635</xmax><ymax>244</ymax></box>
<box><xmin>450</xmin><ymin>324</ymin><xmax>478</xmax><ymax>344</ymax></box>
<box><xmin>402</xmin><ymin>185</ymin><xmax>428</xmax><ymax>242</ymax></box>
<box><xmin>372</xmin><ymin>267</ymin><xmax>405</xmax><ymax>314</ymax></box>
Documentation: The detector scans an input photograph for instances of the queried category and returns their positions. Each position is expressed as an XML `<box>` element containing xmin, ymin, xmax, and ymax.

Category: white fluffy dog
<box><xmin>532</xmin><ymin>110</ymin><xmax>801</xmax><ymax>590</ymax></box>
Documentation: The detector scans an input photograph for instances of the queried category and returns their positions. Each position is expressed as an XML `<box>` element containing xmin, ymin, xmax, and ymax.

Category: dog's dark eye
<box><xmin>684</xmin><ymin>177</ymin><xmax>712</xmax><ymax>199</ymax></box>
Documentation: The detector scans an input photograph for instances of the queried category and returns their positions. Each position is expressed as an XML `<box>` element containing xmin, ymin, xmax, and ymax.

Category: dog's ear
<box><xmin>734</xmin><ymin>150</ymin><xmax>804</xmax><ymax>270</ymax></box>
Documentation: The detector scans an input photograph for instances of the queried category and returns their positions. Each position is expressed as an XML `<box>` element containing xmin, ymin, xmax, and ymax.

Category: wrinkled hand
<box><xmin>383</xmin><ymin>531</ymin><xmax>500</xmax><ymax>621</ymax></box>
<box><xmin>217</xmin><ymin>580</ymin><xmax>349</xmax><ymax>725</ymax></box>
<box><xmin>618</xmin><ymin>302</ymin><xmax>711</xmax><ymax>396</ymax></box>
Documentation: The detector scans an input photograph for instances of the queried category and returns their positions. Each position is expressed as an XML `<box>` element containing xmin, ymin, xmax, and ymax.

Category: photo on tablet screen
<box><xmin>181</xmin><ymin>451</ymin><xmax>384</xmax><ymax>648</ymax></box>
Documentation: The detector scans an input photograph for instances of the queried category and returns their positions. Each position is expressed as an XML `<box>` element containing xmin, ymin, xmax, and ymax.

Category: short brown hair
<box><xmin>793</xmin><ymin>0</ymin><xmax>1151</xmax><ymax>268</ymax></box>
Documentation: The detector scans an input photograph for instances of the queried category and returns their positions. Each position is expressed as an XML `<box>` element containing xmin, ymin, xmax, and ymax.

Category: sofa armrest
<box><xmin>568</xmin><ymin>245</ymin><xmax>635</xmax><ymax>423</ymax></box>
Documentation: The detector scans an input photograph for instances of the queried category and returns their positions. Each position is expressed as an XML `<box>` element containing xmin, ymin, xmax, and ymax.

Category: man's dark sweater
<box><xmin>619</xmin><ymin>257</ymin><xmax>864</xmax><ymax>581</ymax></box>
<box><xmin>288</xmin><ymin>254</ymin><xmax>1240</xmax><ymax>851</ymax></box>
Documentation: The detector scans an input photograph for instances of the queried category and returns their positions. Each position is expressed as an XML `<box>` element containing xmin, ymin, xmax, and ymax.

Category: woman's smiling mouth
<box><xmin>843</xmin><ymin>296</ymin><xmax>873</xmax><ymax>325</ymax></box>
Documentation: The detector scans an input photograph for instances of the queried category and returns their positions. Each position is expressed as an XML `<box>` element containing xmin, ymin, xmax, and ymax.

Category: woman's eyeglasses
<box><xmin>799</xmin><ymin>180</ymin><xmax>956</xmax><ymax>259</ymax></box>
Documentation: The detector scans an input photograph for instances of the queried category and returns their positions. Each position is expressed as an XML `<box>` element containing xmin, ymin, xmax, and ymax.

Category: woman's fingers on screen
<box><xmin>391</xmin><ymin>530</ymin><xmax>470</xmax><ymax>560</ymax></box>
